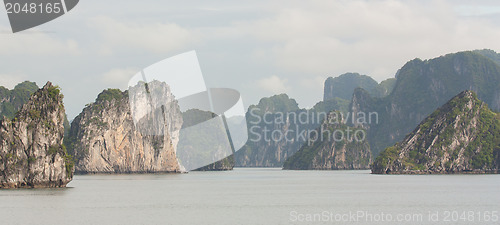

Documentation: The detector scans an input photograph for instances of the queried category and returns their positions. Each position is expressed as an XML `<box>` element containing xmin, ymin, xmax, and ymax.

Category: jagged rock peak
<box><xmin>283</xmin><ymin>111</ymin><xmax>372</xmax><ymax>170</ymax></box>
<box><xmin>68</xmin><ymin>81</ymin><xmax>183</xmax><ymax>173</ymax></box>
<box><xmin>372</xmin><ymin>90</ymin><xmax>500</xmax><ymax>174</ymax></box>
<box><xmin>0</xmin><ymin>82</ymin><xmax>73</xmax><ymax>188</ymax></box>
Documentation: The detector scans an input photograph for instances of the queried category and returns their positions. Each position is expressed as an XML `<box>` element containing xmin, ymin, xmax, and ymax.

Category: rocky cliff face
<box><xmin>493</xmin><ymin>89</ymin><xmax>500</xmax><ymax>112</ymax></box>
<box><xmin>323</xmin><ymin>73</ymin><xmax>378</xmax><ymax>101</ymax></box>
<box><xmin>179</xmin><ymin>109</ymin><xmax>234</xmax><ymax>171</ymax></box>
<box><xmin>235</xmin><ymin>94</ymin><xmax>348</xmax><ymax>167</ymax></box>
<box><xmin>234</xmin><ymin>94</ymin><xmax>300</xmax><ymax>167</ymax></box>
<box><xmin>323</xmin><ymin>73</ymin><xmax>396</xmax><ymax>101</ymax></box>
<box><xmin>283</xmin><ymin>111</ymin><xmax>371</xmax><ymax>170</ymax></box>
<box><xmin>234</xmin><ymin>94</ymin><xmax>318</xmax><ymax>167</ymax></box>
<box><xmin>0</xmin><ymin>82</ymin><xmax>73</xmax><ymax>188</ymax></box>
<box><xmin>235</xmin><ymin>111</ymin><xmax>307</xmax><ymax>167</ymax></box>
<box><xmin>371</xmin><ymin>78</ymin><xmax>396</xmax><ymax>98</ymax></box>
<box><xmin>349</xmin><ymin>51</ymin><xmax>500</xmax><ymax>157</ymax></box>
<box><xmin>348</xmin><ymin>88</ymin><xmax>376</xmax><ymax>129</ymax></box>
<box><xmin>67</xmin><ymin>81</ymin><xmax>183</xmax><ymax>173</ymax></box>
<box><xmin>372</xmin><ymin>91</ymin><xmax>500</xmax><ymax>174</ymax></box>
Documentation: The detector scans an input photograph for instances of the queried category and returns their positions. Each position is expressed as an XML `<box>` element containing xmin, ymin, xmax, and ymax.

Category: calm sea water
<box><xmin>0</xmin><ymin>168</ymin><xmax>498</xmax><ymax>225</ymax></box>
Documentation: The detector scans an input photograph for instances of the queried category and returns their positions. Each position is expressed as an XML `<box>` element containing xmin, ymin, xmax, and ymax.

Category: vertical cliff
<box><xmin>179</xmin><ymin>109</ymin><xmax>235</xmax><ymax>171</ymax></box>
<box><xmin>235</xmin><ymin>112</ymin><xmax>305</xmax><ymax>167</ymax></box>
<box><xmin>234</xmin><ymin>94</ymin><xmax>313</xmax><ymax>167</ymax></box>
<box><xmin>0</xmin><ymin>82</ymin><xmax>73</xmax><ymax>188</ymax></box>
<box><xmin>235</xmin><ymin>94</ymin><xmax>348</xmax><ymax>167</ymax></box>
<box><xmin>323</xmin><ymin>73</ymin><xmax>379</xmax><ymax>101</ymax></box>
<box><xmin>67</xmin><ymin>81</ymin><xmax>183</xmax><ymax>173</ymax></box>
<box><xmin>348</xmin><ymin>51</ymin><xmax>500</xmax><ymax>157</ymax></box>
<box><xmin>283</xmin><ymin>111</ymin><xmax>371</xmax><ymax>170</ymax></box>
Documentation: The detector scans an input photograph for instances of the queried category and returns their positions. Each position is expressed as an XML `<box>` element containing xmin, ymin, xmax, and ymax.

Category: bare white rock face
<box><xmin>69</xmin><ymin>81</ymin><xmax>183</xmax><ymax>173</ymax></box>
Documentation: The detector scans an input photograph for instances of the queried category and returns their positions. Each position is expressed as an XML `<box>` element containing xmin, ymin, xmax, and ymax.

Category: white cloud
<box><xmin>101</xmin><ymin>67</ymin><xmax>140</xmax><ymax>90</ymax></box>
<box><xmin>88</xmin><ymin>16</ymin><xmax>197</xmax><ymax>54</ymax></box>
<box><xmin>0</xmin><ymin>73</ymin><xmax>26</xmax><ymax>89</ymax></box>
<box><xmin>0</xmin><ymin>26</ymin><xmax>80</xmax><ymax>56</ymax></box>
<box><xmin>257</xmin><ymin>75</ymin><xmax>290</xmax><ymax>94</ymax></box>
<box><xmin>2</xmin><ymin>0</ymin><xmax>500</xmax><ymax>118</ymax></box>
<box><xmin>299</xmin><ymin>75</ymin><xmax>326</xmax><ymax>89</ymax></box>
<box><xmin>233</xmin><ymin>0</ymin><xmax>500</xmax><ymax>81</ymax></box>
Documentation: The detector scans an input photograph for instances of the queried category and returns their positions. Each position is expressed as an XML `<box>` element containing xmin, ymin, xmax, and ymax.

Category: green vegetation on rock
<box><xmin>372</xmin><ymin>90</ymin><xmax>500</xmax><ymax>174</ymax></box>
<box><xmin>283</xmin><ymin>111</ymin><xmax>372</xmax><ymax>170</ymax></box>
<box><xmin>250</xmin><ymin>93</ymin><xmax>300</xmax><ymax>114</ymax></box>
<box><xmin>0</xmin><ymin>81</ymin><xmax>39</xmax><ymax>119</ymax></box>
<box><xmin>355</xmin><ymin>50</ymin><xmax>500</xmax><ymax>158</ymax></box>
<box><xmin>323</xmin><ymin>73</ymin><xmax>379</xmax><ymax>101</ymax></box>
<box><xmin>67</xmin><ymin>81</ymin><xmax>183</xmax><ymax>173</ymax></box>
<box><xmin>310</xmin><ymin>97</ymin><xmax>350</xmax><ymax>115</ymax></box>
<box><xmin>181</xmin><ymin>109</ymin><xmax>235</xmax><ymax>171</ymax></box>
<box><xmin>96</xmin><ymin>88</ymin><xmax>125</xmax><ymax>103</ymax></box>
<box><xmin>0</xmin><ymin>82</ymin><xmax>73</xmax><ymax>188</ymax></box>
<box><xmin>474</xmin><ymin>49</ymin><xmax>500</xmax><ymax>66</ymax></box>
<box><xmin>236</xmin><ymin>93</ymin><xmax>348</xmax><ymax>167</ymax></box>
<box><xmin>371</xmin><ymin>78</ymin><xmax>396</xmax><ymax>98</ymax></box>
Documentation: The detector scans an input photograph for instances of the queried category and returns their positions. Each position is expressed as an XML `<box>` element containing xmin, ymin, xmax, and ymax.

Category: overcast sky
<box><xmin>1</xmin><ymin>0</ymin><xmax>500</xmax><ymax>119</ymax></box>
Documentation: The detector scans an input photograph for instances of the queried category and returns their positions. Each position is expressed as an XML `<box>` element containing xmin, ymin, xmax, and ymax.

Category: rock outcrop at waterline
<box><xmin>0</xmin><ymin>82</ymin><xmax>73</xmax><ymax>188</ymax></box>
<box><xmin>283</xmin><ymin>111</ymin><xmax>372</xmax><ymax>170</ymax></box>
<box><xmin>372</xmin><ymin>90</ymin><xmax>500</xmax><ymax>174</ymax></box>
<box><xmin>194</xmin><ymin>156</ymin><xmax>234</xmax><ymax>171</ymax></box>
<box><xmin>67</xmin><ymin>81</ymin><xmax>183</xmax><ymax>173</ymax></box>
<box><xmin>180</xmin><ymin>109</ymin><xmax>235</xmax><ymax>171</ymax></box>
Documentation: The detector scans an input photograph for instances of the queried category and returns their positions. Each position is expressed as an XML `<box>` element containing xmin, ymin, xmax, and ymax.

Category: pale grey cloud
<box><xmin>0</xmin><ymin>26</ymin><xmax>80</xmax><ymax>56</ymax></box>
<box><xmin>1</xmin><ymin>0</ymin><xmax>500</xmax><ymax>119</ymax></box>
<box><xmin>197</xmin><ymin>0</ymin><xmax>500</xmax><ymax>108</ymax></box>
<box><xmin>0</xmin><ymin>73</ymin><xmax>27</xmax><ymax>89</ymax></box>
<box><xmin>257</xmin><ymin>75</ymin><xmax>290</xmax><ymax>94</ymax></box>
<box><xmin>88</xmin><ymin>16</ymin><xmax>198</xmax><ymax>54</ymax></box>
<box><xmin>101</xmin><ymin>67</ymin><xmax>140</xmax><ymax>90</ymax></box>
<box><xmin>234</xmin><ymin>0</ymin><xmax>500</xmax><ymax>81</ymax></box>
<box><xmin>299</xmin><ymin>75</ymin><xmax>325</xmax><ymax>90</ymax></box>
